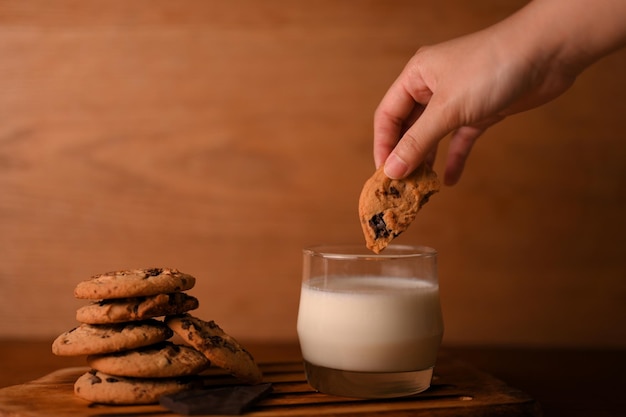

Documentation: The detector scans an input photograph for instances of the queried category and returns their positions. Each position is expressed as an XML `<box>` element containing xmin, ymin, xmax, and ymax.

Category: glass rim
<box><xmin>303</xmin><ymin>244</ymin><xmax>437</xmax><ymax>260</ymax></box>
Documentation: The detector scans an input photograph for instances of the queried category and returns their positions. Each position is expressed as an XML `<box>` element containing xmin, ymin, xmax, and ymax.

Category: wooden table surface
<box><xmin>0</xmin><ymin>340</ymin><xmax>624</xmax><ymax>417</ymax></box>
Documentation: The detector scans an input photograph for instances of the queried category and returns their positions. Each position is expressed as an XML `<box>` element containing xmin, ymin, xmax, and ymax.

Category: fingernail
<box><xmin>384</xmin><ymin>153</ymin><xmax>409</xmax><ymax>179</ymax></box>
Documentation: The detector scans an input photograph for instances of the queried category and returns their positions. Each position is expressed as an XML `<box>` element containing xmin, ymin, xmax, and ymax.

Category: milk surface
<box><xmin>297</xmin><ymin>276</ymin><xmax>443</xmax><ymax>372</ymax></box>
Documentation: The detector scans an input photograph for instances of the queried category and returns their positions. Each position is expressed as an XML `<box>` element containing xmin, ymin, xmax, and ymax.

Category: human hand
<box><xmin>374</xmin><ymin>26</ymin><xmax>577</xmax><ymax>185</ymax></box>
<box><xmin>374</xmin><ymin>0</ymin><xmax>626</xmax><ymax>185</ymax></box>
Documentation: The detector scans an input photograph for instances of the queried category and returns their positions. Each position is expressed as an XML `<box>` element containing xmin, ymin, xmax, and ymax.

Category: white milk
<box><xmin>297</xmin><ymin>276</ymin><xmax>443</xmax><ymax>373</ymax></box>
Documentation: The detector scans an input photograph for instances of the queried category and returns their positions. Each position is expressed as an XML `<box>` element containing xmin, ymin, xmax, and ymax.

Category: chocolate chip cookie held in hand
<box><xmin>359</xmin><ymin>164</ymin><xmax>440</xmax><ymax>253</ymax></box>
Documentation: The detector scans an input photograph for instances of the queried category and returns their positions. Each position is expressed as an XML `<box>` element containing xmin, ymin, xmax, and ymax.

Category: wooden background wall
<box><xmin>1</xmin><ymin>0</ymin><xmax>625</xmax><ymax>348</ymax></box>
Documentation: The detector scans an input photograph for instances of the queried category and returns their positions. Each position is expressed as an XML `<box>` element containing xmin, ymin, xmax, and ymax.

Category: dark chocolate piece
<box><xmin>369</xmin><ymin>213</ymin><xmax>390</xmax><ymax>239</ymax></box>
<box><xmin>159</xmin><ymin>383</ymin><xmax>272</xmax><ymax>415</ymax></box>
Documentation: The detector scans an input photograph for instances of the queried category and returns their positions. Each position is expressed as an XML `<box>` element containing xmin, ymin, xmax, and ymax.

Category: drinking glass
<box><xmin>297</xmin><ymin>244</ymin><xmax>443</xmax><ymax>398</ymax></box>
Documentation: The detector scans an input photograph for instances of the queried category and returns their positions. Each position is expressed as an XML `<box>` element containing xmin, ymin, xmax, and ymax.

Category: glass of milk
<box><xmin>297</xmin><ymin>244</ymin><xmax>443</xmax><ymax>398</ymax></box>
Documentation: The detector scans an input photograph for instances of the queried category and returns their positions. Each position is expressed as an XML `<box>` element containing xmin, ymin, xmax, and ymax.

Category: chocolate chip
<box><xmin>207</xmin><ymin>335</ymin><xmax>224</xmax><ymax>348</ymax></box>
<box><xmin>144</xmin><ymin>268</ymin><xmax>163</xmax><ymax>278</ymax></box>
<box><xmin>88</xmin><ymin>370</ymin><xmax>102</xmax><ymax>385</ymax></box>
<box><xmin>369</xmin><ymin>213</ymin><xmax>390</xmax><ymax>239</ymax></box>
<box><xmin>419</xmin><ymin>191</ymin><xmax>435</xmax><ymax>208</ymax></box>
<box><xmin>375</xmin><ymin>186</ymin><xmax>401</xmax><ymax>199</ymax></box>
<box><xmin>388</xmin><ymin>186</ymin><xmax>400</xmax><ymax>197</ymax></box>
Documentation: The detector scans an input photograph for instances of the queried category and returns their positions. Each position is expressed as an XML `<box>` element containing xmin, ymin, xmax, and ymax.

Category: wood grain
<box><xmin>0</xmin><ymin>0</ymin><xmax>625</xmax><ymax>347</ymax></box>
<box><xmin>0</xmin><ymin>355</ymin><xmax>540</xmax><ymax>416</ymax></box>
<box><xmin>3</xmin><ymin>341</ymin><xmax>625</xmax><ymax>417</ymax></box>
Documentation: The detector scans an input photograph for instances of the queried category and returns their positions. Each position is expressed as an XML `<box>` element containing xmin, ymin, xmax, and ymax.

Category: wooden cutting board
<box><xmin>0</xmin><ymin>354</ymin><xmax>541</xmax><ymax>416</ymax></box>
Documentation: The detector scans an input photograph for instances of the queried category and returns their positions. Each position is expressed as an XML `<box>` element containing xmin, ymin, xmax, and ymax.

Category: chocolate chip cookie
<box><xmin>52</xmin><ymin>320</ymin><xmax>173</xmax><ymax>356</ymax></box>
<box><xmin>87</xmin><ymin>341</ymin><xmax>211</xmax><ymax>378</ymax></box>
<box><xmin>74</xmin><ymin>268</ymin><xmax>195</xmax><ymax>300</ymax></box>
<box><xmin>74</xmin><ymin>369</ymin><xmax>199</xmax><ymax>404</ymax></box>
<box><xmin>165</xmin><ymin>314</ymin><xmax>263</xmax><ymax>384</ymax></box>
<box><xmin>358</xmin><ymin>164</ymin><xmax>440</xmax><ymax>253</ymax></box>
<box><xmin>76</xmin><ymin>292</ymin><xmax>199</xmax><ymax>324</ymax></box>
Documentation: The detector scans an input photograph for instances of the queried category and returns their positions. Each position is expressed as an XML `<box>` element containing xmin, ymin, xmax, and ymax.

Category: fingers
<box><xmin>373</xmin><ymin>109</ymin><xmax>404</xmax><ymax>169</ymax></box>
<box><xmin>443</xmin><ymin>126</ymin><xmax>483</xmax><ymax>186</ymax></box>
<box><xmin>444</xmin><ymin>112</ymin><xmax>506</xmax><ymax>184</ymax></box>
<box><xmin>373</xmin><ymin>81</ymin><xmax>422</xmax><ymax>169</ymax></box>
<box><xmin>383</xmin><ymin>100</ymin><xmax>452</xmax><ymax>179</ymax></box>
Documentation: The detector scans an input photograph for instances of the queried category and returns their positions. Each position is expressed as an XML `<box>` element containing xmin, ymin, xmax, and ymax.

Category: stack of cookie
<box><xmin>52</xmin><ymin>268</ymin><xmax>262</xmax><ymax>405</ymax></box>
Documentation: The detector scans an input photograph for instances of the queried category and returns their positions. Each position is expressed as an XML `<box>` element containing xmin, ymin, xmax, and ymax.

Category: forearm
<box><xmin>502</xmin><ymin>0</ymin><xmax>626</xmax><ymax>73</ymax></box>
